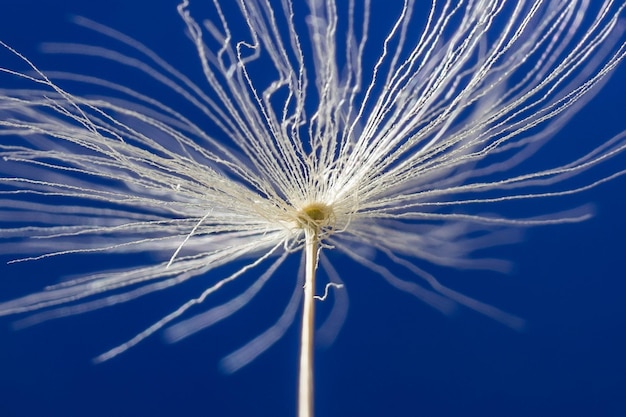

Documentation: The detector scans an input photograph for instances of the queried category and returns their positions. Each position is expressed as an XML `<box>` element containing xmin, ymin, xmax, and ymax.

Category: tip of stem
<box><xmin>296</xmin><ymin>202</ymin><xmax>334</xmax><ymax>230</ymax></box>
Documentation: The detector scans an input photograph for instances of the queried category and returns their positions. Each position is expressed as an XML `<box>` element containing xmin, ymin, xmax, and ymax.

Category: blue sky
<box><xmin>1</xmin><ymin>2</ymin><xmax>625</xmax><ymax>417</ymax></box>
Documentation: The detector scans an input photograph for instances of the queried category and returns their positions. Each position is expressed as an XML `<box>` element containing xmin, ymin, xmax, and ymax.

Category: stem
<box><xmin>298</xmin><ymin>228</ymin><xmax>317</xmax><ymax>417</ymax></box>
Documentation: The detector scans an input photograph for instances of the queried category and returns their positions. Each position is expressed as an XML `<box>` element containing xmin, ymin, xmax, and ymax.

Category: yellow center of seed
<box><xmin>297</xmin><ymin>202</ymin><xmax>334</xmax><ymax>230</ymax></box>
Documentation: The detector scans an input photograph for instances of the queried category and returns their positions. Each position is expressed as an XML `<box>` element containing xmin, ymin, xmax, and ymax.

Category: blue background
<box><xmin>1</xmin><ymin>1</ymin><xmax>625</xmax><ymax>417</ymax></box>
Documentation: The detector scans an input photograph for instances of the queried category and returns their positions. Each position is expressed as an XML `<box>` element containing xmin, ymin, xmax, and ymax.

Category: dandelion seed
<box><xmin>1</xmin><ymin>1</ymin><xmax>625</xmax><ymax>416</ymax></box>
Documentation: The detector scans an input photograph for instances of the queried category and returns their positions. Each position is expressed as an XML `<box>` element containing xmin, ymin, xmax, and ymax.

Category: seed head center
<box><xmin>296</xmin><ymin>202</ymin><xmax>334</xmax><ymax>230</ymax></box>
